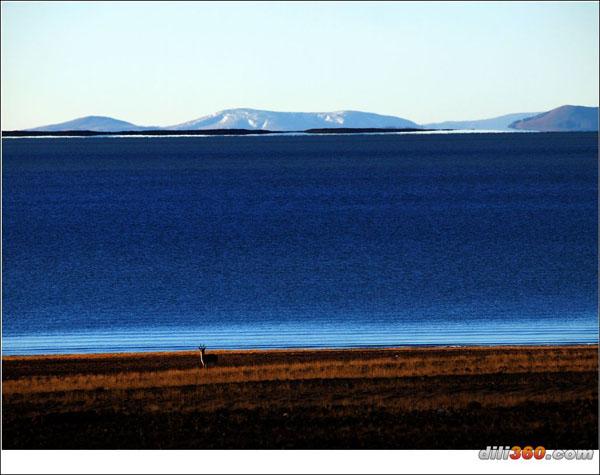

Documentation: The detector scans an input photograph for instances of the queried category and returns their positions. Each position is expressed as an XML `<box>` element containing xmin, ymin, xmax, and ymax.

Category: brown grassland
<box><xmin>2</xmin><ymin>345</ymin><xmax>598</xmax><ymax>449</ymax></box>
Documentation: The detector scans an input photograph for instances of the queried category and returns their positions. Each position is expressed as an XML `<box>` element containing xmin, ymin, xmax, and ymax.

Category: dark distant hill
<box><xmin>3</xmin><ymin>128</ymin><xmax>433</xmax><ymax>137</ymax></box>
<box><xmin>4</xmin><ymin>129</ymin><xmax>277</xmax><ymax>137</ymax></box>
<box><xmin>509</xmin><ymin>105</ymin><xmax>598</xmax><ymax>131</ymax></box>
<box><xmin>305</xmin><ymin>127</ymin><xmax>426</xmax><ymax>134</ymax></box>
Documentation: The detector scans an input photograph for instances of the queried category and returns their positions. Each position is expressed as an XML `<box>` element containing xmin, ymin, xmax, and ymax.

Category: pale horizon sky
<box><xmin>1</xmin><ymin>1</ymin><xmax>598</xmax><ymax>130</ymax></box>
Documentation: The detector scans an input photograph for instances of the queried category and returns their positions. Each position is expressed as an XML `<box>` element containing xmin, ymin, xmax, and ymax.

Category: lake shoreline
<box><xmin>2</xmin><ymin>342</ymin><xmax>598</xmax><ymax>361</ymax></box>
<box><xmin>3</xmin><ymin>344</ymin><xmax>597</xmax><ymax>449</ymax></box>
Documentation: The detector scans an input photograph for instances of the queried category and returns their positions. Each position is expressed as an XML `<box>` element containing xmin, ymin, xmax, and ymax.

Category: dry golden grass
<box><xmin>4</xmin><ymin>344</ymin><xmax>596</xmax><ymax>395</ymax></box>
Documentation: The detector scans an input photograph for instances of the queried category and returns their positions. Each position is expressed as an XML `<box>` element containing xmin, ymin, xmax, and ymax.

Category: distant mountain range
<box><xmin>18</xmin><ymin>105</ymin><xmax>599</xmax><ymax>133</ymax></box>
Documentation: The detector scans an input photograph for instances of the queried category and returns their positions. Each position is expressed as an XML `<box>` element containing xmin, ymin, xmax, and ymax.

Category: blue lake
<box><xmin>2</xmin><ymin>132</ymin><xmax>598</xmax><ymax>354</ymax></box>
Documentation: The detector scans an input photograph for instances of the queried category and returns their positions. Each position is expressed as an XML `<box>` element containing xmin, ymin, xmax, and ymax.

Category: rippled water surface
<box><xmin>2</xmin><ymin>133</ymin><xmax>597</xmax><ymax>354</ymax></box>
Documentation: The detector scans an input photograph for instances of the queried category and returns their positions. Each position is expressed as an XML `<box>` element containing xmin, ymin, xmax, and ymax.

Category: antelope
<box><xmin>198</xmin><ymin>345</ymin><xmax>218</xmax><ymax>369</ymax></box>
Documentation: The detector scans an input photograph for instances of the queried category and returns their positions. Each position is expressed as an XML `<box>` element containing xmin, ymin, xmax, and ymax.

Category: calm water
<box><xmin>2</xmin><ymin>133</ymin><xmax>598</xmax><ymax>355</ymax></box>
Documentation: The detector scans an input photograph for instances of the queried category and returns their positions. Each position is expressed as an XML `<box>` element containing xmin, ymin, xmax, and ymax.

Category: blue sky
<box><xmin>1</xmin><ymin>1</ymin><xmax>598</xmax><ymax>129</ymax></box>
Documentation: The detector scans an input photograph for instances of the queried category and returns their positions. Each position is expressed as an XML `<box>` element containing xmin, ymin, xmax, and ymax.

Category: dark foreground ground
<box><xmin>2</xmin><ymin>345</ymin><xmax>598</xmax><ymax>449</ymax></box>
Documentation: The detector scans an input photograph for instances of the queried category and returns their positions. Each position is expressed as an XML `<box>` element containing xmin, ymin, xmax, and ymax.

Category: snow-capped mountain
<box><xmin>166</xmin><ymin>108</ymin><xmax>419</xmax><ymax>131</ymax></box>
<box><xmin>28</xmin><ymin>116</ymin><xmax>159</xmax><ymax>132</ymax></box>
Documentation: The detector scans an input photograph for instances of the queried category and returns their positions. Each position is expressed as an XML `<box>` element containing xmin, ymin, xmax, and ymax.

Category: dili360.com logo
<box><xmin>479</xmin><ymin>446</ymin><xmax>594</xmax><ymax>461</ymax></box>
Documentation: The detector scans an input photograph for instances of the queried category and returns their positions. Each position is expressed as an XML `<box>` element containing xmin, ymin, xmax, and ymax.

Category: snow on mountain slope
<box><xmin>167</xmin><ymin>108</ymin><xmax>419</xmax><ymax>131</ymax></box>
